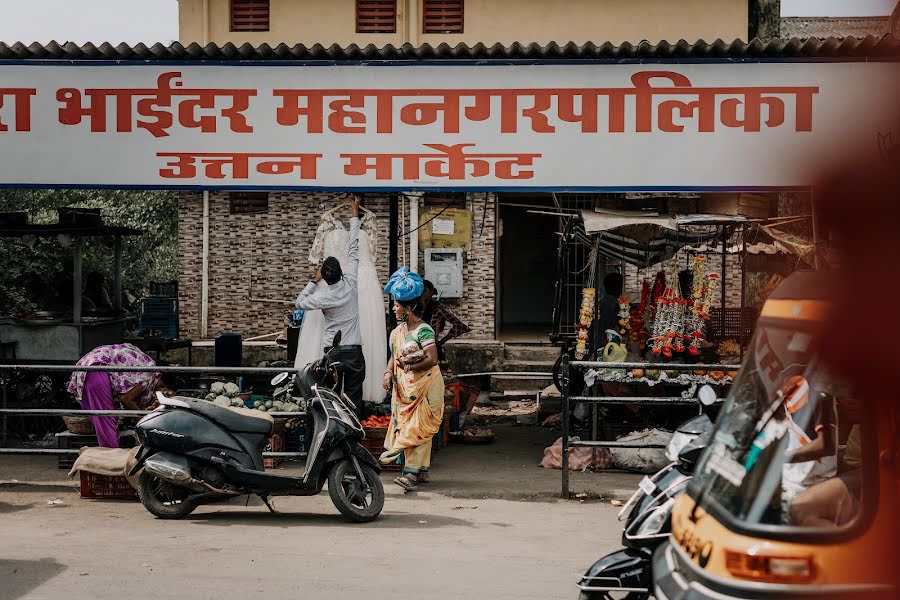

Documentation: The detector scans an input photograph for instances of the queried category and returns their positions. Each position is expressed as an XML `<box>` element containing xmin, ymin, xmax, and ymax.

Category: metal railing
<box><xmin>0</xmin><ymin>363</ymin><xmax>308</xmax><ymax>459</ymax></box>
<box><xmin>560</xmin><ymin>358</ymin><xmax>735</xmax><ymax>498</ymax></box>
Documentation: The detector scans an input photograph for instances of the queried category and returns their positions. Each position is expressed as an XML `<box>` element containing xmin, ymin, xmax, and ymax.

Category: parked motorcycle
<box><xmin>129</xmin><ymin>332</ymin><xmax>385</xmax><ymax>522</ymax></box>
<box><xmin>576</xmin><ymin>385</ymin><xmax>717</xmax><ymax>599</ymax></box>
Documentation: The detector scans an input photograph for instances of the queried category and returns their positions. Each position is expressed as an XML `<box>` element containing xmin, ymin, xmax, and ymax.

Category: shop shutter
<box><xmin>229</xmin><ymin>192</ymin><xmax>269</xmax><ymax>214</ymax></box>
<box><xmin>357</xmin><ymin>0</ymin><xmax>397</xmax><ymax>33</ymax></box>
<box><xmin>423</xmin><ymin>0</ymin><xmax>464</xmax><ymax>34</ymax></box>
<box><xmin>231</xmin><ymin>0</ymin><xmax>270</xmax><ymax>32</ymax></box>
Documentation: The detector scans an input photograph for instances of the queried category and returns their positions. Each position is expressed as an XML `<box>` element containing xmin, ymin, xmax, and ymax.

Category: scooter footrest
<box><xmin>222</xmin><ymin>463</ymin><xmax>303</xmax><ymax>492</ymax></box>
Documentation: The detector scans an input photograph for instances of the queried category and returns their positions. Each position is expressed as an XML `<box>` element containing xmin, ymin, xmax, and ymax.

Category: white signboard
<box><xmin>0</xmin><ymin>62</ymin><xmax>896</xmax><ymax>190</ymax></box>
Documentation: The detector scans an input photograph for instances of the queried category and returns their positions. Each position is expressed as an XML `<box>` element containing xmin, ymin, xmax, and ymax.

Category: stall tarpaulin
<box><xmin>578</xmin><ymin>209</ymin><xmax>735</xmax><ymax>267</ymax></box>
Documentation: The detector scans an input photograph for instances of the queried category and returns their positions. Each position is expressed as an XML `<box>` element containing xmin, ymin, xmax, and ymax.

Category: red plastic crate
<box><xmin>79</xmin><ymin>472</ymin><xmax>138</xmax><ymax>500</ymax></box>
<box><xmin>263</xmin><ymin>433</ymin><xmax>285</xmax><ymax>469</ymax></box>
<box><xmin>362</xmin><ymin>430</ymin><xmax>402</xmax><ymax>471</ymax></box>
<box><xmin>447</xmin><ymin>381</ymin><xmax>480</xmax><ymax>413</ymax></box>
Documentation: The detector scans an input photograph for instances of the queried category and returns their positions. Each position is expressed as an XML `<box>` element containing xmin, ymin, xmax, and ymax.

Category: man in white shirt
<box><xmin>296</xmin><ymin>196</ymin><xmax>366</xmax><ymax>415</ymax></box>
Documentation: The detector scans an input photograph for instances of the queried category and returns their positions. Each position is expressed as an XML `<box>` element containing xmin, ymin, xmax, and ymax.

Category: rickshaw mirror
<box><xmin>698</xmin><ymin>384</ymin><xmax>717</xmax><ymax>406</ymax></box>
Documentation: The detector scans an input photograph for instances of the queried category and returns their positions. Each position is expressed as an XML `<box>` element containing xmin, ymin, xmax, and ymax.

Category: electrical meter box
<box><xmin>424</xmin><ymin>248</ymin><xmax>464</xmax><ymax>299</ymax></box>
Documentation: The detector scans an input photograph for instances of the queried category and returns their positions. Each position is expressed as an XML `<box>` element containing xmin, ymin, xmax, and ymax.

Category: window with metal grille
<box><xmin>357</xmin><ymin>0</ymin><xmax>397</xmax><ymax>33</ymax></box>
<box><xmin>231</xmin><ymin>0</ymin><xmax>270</xmax><ymax>32</ymax></box>
<box><xmin>229</xmin><ymin>192</ymin><xmax>269</xmax><ymax>214</ymax></box>
<box><xmin>423</xmin><ymin>0</ymin><xmax>464</xmax><ymax>34</ymax></box>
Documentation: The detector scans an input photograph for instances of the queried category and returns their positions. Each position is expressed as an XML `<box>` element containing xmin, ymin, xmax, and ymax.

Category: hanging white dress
<box><xmin>294</xmin><ymin>212</ymin><xmax>388</xmax><ymax>404</ymax></box>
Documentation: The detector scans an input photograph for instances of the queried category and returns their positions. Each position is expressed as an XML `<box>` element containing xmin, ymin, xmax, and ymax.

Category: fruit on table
<box><xmin>693</xmin><ymin>370</ymin><xmax>707</xmax><ymax>376</ymax></box>
<box><xmin>710</xmin><ymin>371</ymin><xmax>726</xmax><ymax>381</ymax></box>
<box><xmin>631</xmin><ymin>368</ymin><xmax>645</xmax><ymax>378</ymax></box>
<box><xmin>644</xmin><ymin>369</ymin><xmax>659</xmax><ymax>380</ymax></box>
<box><xmin>727</xmin><ymin>370</ymin><xmax>738</xmax><ymax>378</ymax></box>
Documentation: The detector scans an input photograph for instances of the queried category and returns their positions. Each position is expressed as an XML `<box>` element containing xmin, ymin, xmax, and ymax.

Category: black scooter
<box><xmin>577</xmin><ymin>385</ymin><xmax>717</xmax><ymax>600</ymax></box>
<box><xmin>128</xmin><ymin>332</ymin><xmax>385</xmax><ymax>522</ymax></box>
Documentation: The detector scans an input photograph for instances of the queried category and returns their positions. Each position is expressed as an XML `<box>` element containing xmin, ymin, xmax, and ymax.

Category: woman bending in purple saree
<box><xmin>67</xmin><ymin>344</ymin><xmax>161</xmax><ymax>448</ymax></box>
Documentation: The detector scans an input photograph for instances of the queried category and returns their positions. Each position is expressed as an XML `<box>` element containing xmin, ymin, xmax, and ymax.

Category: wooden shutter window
<box><xmin>357</xmin><ymin>0</ymin><xmax>397</xmax><ymax>33</ymax></box>
<box><xmin>229</xmin><ymin>192</ymin><xmax>269</xmax><ymax>214</ymax></box>
<box><xmin>231</xmin><ymin>0</ymin><xmax>270</xmax><ymax>32</ymax></box>
<box><xmin>423</xmin><ymin>0</ymin><xmax>464</xmax><ymax>34</ymax></box>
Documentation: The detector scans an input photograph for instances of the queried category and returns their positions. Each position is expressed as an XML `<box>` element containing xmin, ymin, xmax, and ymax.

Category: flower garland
<box><xmin>574</xmin><ymin>288</ymin><xmax>596</xmax><ymax>360</ymax></box>
<box><xmin>629</xmin><ymin>280</ymin><xmax>651</xmax><ymax>344</ymax></box>
<box><xmin>617</xmin><ymin>296</ymin><xmax>631</xmax><ymax>336</ymax></box>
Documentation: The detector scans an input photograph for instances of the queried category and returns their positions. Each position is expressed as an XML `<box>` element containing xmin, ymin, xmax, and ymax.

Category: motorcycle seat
<box><xmin>189</xmin><ymin>399</ymin><xmax>274</xmax><ymax>435</ymax></box>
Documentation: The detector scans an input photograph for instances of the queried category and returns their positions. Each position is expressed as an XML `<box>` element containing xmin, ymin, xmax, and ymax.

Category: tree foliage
<box><xmin>0</xmin><ymin>189</ymin><xmax>178</xmax><ymax>315</ymax></box>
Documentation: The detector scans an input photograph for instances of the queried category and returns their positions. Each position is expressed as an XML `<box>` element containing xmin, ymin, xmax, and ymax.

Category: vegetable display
<box><xmin>361</xmin><ymin>415</ymin><xmax>392</xmax><ymax>428</ymax></box>
<box><xmin>203</xmin><ymin>381</ymin><xmax>246</xmax><ymax>409</ymax></box>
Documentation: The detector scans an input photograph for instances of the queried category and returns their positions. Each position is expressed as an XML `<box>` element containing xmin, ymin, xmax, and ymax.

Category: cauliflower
<box><xmin>224</xmin><ymin>382</ymin><xmax>241</xmax><ymax>397</ymax></box>
<box><xmin>213</xmin><ymin>396</ymin><xmax>231</xmax><ymax>408</ymax></box>
<box><xmin>210</xmin><ymin>382</ymin><xmax>226</xmax><ymax>394</ymax></box>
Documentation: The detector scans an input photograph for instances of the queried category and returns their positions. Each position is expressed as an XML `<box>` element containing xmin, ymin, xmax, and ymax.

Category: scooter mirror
<box><xmin>271</xmin><ymin>372</ymin><xmax>290</xmax><ymax>387</ymax></box>
<box><xmin>698</xmin><ymin>384</ymin><xmax>717</xmax><ymax>406</ymax></box>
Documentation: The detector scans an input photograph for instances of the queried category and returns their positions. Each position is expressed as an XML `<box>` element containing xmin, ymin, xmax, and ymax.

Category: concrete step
<box><xmin>502</xmin><ymin>344</ymin><xmax>560</xmax><ymax>362</ymax></box>
<box><xmin>490</xmin><ymin>373</ymin><xmax>554</xmax><ymax>393</ymax></box>
<box><xmin>499</xmin><ymin>359</ymin><xmax>556</xmax><ymax>373</ymax></box>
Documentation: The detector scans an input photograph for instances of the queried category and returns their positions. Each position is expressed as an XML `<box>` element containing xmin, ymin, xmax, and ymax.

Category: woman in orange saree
<box><xmin>381</xmin><ymin>268</ymin><xmax>445</xmax><ymax>492</ymax></box>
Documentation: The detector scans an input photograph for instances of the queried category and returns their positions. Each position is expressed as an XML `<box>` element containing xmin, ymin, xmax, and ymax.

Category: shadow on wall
<box><xmin>0</xmin><ymin>558</ymin><xmax>68</xmax><ymax>600</ymax></box>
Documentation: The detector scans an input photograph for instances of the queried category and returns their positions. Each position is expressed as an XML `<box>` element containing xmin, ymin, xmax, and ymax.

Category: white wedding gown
<box><xmin>294</xmin><ymin>213</ymin><xmax>388</xmax><ymax>404</ymax></box>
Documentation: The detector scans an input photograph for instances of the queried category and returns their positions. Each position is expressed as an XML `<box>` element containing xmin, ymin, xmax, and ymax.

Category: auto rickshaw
<box><xmin>652</xmin><ymin>270</ymin><xmax>898</xmax><ymax>599</ymax></box>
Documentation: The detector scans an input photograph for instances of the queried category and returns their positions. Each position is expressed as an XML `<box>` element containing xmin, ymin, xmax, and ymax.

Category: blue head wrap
<box><xmin>384</xmin><ymin>267</ymin><xmax>424</xmax><ymax>301</ymax></box>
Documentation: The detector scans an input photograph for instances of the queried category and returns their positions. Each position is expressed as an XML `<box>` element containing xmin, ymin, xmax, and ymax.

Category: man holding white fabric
<box><xmin>295</xmin><ymin>195</ymin><xmax>366</xmax><ymax>416</ymax></box>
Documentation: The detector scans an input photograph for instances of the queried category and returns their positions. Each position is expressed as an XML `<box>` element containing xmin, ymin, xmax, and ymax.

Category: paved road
<box><xmin>0</xmin><ymin>480</ymin><xmax>625</xmax><ymax>600</ymax></box>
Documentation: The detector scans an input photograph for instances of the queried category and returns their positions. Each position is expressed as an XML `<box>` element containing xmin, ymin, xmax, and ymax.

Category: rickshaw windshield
<box><xmin>689</xmin><ymin>320</ymin><xmax>864</xmax><ymax>531</ymax></box>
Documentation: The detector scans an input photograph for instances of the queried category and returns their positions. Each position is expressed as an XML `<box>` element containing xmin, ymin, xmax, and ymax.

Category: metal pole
<box><xmin>200</xmin><ymin>190</ymin><xmax>211</xmax><ymax>339</ymax></box>
<box><xmin>1</xmin><ymin>378</ymin><xmax>7</xmax><ymax>448</ymax></box>
<box><xmin>561</xmin><ymin>353</ymin><xmax>570</xmax><ymax>498</ymax></box>
<box><xmin>113</xmin><ymin>235</ymin><xmax>123</xmax><ymax>311</ymax></box>
<box><xmin>73</xmin><ymin>237</ymin><xmax>82</xmax><ymax>324</ymax></box>
<box><xmin>720</xmin><ymin>225</ymin><xmax>727</xmax><ymax>313</ymax></box>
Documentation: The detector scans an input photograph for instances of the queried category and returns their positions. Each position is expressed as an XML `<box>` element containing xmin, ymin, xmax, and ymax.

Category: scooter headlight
<box><xmin>666</xmin><ymin>430</ymin><xmax>698</xmax><ymax>462</ymax></box>
<box><xmin>634</xmin><ymin>498</ymin><xmax>675</xmax><ymax>537</ymax></box>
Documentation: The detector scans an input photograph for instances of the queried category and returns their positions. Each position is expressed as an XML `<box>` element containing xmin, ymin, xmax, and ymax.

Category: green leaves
<box><xmin>0</xmin><ymin>189</ymin><xmax>178</xmax><ymax>314</ymax></box>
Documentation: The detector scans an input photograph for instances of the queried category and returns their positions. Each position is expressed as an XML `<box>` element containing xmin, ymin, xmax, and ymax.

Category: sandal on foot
<box><xmin>417</xmin><ymin>472</ymin><xmax>430</xmax><ymax>484</ymax></box>
<box><xmin>393</xmin><ymin>474</ymin><xmax>418</xmax><ymax>492</ymax></box>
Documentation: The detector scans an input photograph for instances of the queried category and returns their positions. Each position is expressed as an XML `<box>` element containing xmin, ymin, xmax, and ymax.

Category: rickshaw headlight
<box><xmin>725</xmin><ymin>550</ymin><xmax>815</xmax><ymax>583</ymax></box>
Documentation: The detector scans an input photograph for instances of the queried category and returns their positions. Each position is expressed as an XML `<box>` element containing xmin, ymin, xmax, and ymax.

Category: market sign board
<box><xmin>0</xmin><ymin>62</ymin><xmax>897</xmax><ymax>191</ymax></box>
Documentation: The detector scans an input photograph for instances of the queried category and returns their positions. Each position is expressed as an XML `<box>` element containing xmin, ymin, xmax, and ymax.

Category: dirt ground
<box><xmin>0</xmin><ymin>423</ymin><xmax>643</xmax><ymax>599</ymax></box>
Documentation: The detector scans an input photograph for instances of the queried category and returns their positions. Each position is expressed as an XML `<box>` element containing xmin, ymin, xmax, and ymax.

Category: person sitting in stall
<box><xmin>84</xmin><ymin>271</ymin><xmax>113</xmax><ymax>311</ymax></box>
<box><xmin>598</xmin><ymin>272</ymin><xmax>623</xmax><ymax>345</ymax></box>
<box><xmin>67</xmin><ymin>344</ymin><xmax>161</xmax><ymax>448</ymax></box>
<box><xmin>381</xmin><ymin>268</ymin><xmax>445</xmax><ymax>492</ymax></box>
<box><xmin>422</xmin><ymin>279</ymin><xmax>471</xmax><ymax>365</ymax></box>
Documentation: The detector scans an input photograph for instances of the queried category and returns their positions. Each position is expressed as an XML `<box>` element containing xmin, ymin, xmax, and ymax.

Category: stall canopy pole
<box><xmin>408</xmin><ymin>192</ymin><xmax>422</xmax><ymax>273</ymax></box>
<box><xmin>113</xmin><ymin>235</ymin><xmax>122</xmax><ymax>311</ymax></box>
<box><xmin>200</xmin><ymin>191</ymin><xmax>210</xmax><ymax>338</ymax></box>
<box><xmin>720</xmin><ymin>226</ymin><xmax>727</xmax><ymax>312</ymax></box>
<box><xmin>73</xmin><ymin>237</ymin><xmax>82</xmax><ymax>324</ymax></box>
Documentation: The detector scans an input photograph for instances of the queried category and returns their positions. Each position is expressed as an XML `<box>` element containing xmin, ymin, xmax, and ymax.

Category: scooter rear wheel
<box><xmin>137</xmin><ymin>471</ymin><xmax>198</xmax><ymax>519</ymax></box>
<box><xmin>327</xmin><ymin>459</ymin><xmax>384</xmax><ymax>523</ymax></box>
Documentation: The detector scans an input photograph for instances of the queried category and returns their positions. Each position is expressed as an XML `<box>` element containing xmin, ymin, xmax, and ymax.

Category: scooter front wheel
<box><xmin>137</xmin><ymin>471</ymin><xmax>198</xmax><ymax>519</ymax></box>
<box><xmin>327</xmin><ymin>459</ymin><xmax>384</xmax><ymax>523</ymax></box>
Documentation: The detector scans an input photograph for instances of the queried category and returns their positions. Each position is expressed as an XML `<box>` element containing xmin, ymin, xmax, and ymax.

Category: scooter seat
<box><xmin>189</xmin><ymin>400</ymin><xmax>274</xmax><ymax>435</ymax></box>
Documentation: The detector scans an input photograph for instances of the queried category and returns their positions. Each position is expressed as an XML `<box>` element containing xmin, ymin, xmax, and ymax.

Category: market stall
<box><xmin>0</xmin><ymin>210</ymin><xmax>141</xmax><ymax>363</ymax></box>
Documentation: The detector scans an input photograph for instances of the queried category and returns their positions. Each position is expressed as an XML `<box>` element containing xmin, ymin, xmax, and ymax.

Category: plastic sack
<box><xmin>540</xmin><ymin>436</ymin><xmax>614</xmax><ymax>471</ymax></box>
<box><xmin>608</xmin><ymin>428</ymin><xmax>672</xmax><ymax>473</ymax></box>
